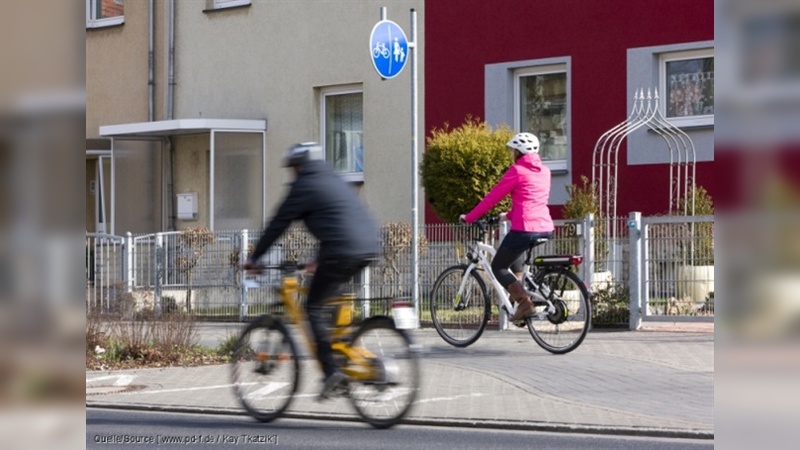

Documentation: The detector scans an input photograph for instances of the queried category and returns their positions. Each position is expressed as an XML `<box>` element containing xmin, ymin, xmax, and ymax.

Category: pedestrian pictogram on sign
<box><xmin>370</xmin><ymin>19</ymin><xmax>409</xmax><ymax>79</ymax></box>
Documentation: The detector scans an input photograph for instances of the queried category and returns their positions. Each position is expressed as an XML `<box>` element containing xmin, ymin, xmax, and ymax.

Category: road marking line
<box><xmin>117</xmin><ymin>383</ymin><xmax>250</xmax><ymax>396</ymax></box>
<box><xmin>414</xmin><ymin>392</ymin><xmax>487</xmax><ymax>404</ymax></box>
<box><xmin>86</xmin><ymin>375</ymin><xmax>136</xmax><ymax>386</ymax></box>
<box><xmin>244</xmin><ymin>382</ymin><xmax>291</xmax><ymax>400</ymax></box>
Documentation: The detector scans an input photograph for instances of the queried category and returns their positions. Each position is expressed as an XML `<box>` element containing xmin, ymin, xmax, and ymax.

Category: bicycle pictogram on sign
<box><xmin>369</xmin><ymin>20</ymin><xmax>408</xmax><ymax>79</ymax></box>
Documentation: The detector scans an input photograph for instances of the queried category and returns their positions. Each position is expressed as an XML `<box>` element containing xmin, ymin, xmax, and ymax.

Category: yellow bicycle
<box><xmin>230</xmin><ymin>261</ymin><xmax>420</xmax><ymax>429</ymax></box>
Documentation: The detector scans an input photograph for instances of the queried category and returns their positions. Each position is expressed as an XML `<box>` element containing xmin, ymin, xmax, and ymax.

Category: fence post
<box><xmin>361</xmin><ymin>265</ymin><xmax>371</xmax><ymax>319</ymax></box>
<box><xmin>155</xmin><ymin>232</ymin><xmax>164</xmax><ymax>317</ymax></box>
<box><xmin>582</xmin><ymin>214</ymin><xmax>594</xmax><ymax>289</ymax></box>
<box><xmin>498</xmin><ymin>219</ymin><xmax>510</xmax><ymax>331</ymax></box>
<box><xmin>239</xmin><ymin>229</ymin><xmax>248</xmax><ymax>321</ymax></box>
<box><xmin>126</xmin><ymin>232</ymin><xmax>134</xmax><ymax>294</ymax></box>
<box><xmin>628</xmin><ymin>212</ymin><xmax>642</xmax><ymax>330</ymax></box>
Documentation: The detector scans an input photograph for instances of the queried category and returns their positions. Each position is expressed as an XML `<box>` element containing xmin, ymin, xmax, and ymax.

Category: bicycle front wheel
<box><xmin>525</xmin><ymin>269</ymin><xmax>591</xmax><ymax>354</ymax></box>
<box><xmin>348</xmin><ymin>317</ymin><xmax>420</xmax><ymax>429</ymax></box>
<box><xmin>231</xmin><ymin>315</ymin><xmax>300</xmax><ymax>422</ymax></box>
<box><xmin>429</xmin><ymin>265</ymin><xmax>491</xmax><ymax>347</ymax></box>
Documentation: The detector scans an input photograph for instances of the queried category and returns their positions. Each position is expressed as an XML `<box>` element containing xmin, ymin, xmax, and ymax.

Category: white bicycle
<box><xmin>429</xmin><ymin>217</ymin><xmax>591</xmax><ymax>354</ymax></box>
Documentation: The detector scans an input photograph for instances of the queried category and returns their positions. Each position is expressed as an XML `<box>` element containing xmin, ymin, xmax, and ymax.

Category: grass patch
<box><xmin>86</xmin><ymin>310</ymin><xmax>230</xmax><ymax>370</ymax></box>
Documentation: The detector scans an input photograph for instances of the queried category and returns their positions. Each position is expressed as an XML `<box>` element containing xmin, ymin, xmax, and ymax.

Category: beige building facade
<box><xmin>86</xmin><ymin>0</ymin><xmax>424</xmax><ymax>234</ymax></box>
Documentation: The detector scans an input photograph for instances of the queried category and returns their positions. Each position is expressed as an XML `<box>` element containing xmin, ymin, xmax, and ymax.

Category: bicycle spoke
<box><xmin>430</xmin><ymin>265</ymin><xmax>490</xmax><ymax>347</ymax></box>
<box><xmin>526</xmin><ymin>270</ymin><xmax>590</xmax><ymax>354</ymax></box>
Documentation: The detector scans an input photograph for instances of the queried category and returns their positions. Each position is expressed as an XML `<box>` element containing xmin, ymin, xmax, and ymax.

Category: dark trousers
<box><xmin>306</xmin><ymin>257</ymin><xmax>371</xmax><ymax>378</ymax></box>
<box><xmin>491</xmin><ymin>230</ymin><xmax>554</xmax><ymax>288</ymax></box>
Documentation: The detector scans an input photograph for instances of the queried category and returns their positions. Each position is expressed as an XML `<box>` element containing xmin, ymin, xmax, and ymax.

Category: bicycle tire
<box><xmin>525</xmin><ymin>268</ymin><xmax>591</xmax><ymax>354</ymax></box>
<box><xmin>429</xmin><ymin>264</ymin><xmax>491</xmax><ymax>347</ymax></box>
<box><xmin>348</xmin><ymin>317</ymin><xmax>420</xmax><ymax>429</ymax></box>
<box><xmin>231</xmin><ymin>315</ymin><xmax>300</xmax><ymax>422</ymax></box>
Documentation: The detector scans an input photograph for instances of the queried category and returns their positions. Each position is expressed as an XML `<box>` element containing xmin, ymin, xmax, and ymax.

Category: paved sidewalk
<box><xmin>87</xmin><ymin>326</ymin><xmax>713</xmax><ymax>439</ymax></box>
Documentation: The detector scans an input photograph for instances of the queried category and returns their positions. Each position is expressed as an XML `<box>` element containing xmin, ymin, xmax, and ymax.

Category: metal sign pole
<box><xmin>410</xmin><ymin>8</ymin><xmax>420</xmax><ymax>327</ymax></box>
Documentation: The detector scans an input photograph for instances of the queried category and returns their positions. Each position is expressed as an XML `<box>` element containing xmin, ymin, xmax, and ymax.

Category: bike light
<box><xmin>569</xmin><ymin>255</ymin><xmax>584</xmax><ymax>266</ymax></box>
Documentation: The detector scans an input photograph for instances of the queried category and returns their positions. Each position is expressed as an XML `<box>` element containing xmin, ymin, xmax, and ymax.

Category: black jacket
<box><xmin>250</xmin><ymin>160</ymin><xmax>380</xmax><ymax>263</ymax></box>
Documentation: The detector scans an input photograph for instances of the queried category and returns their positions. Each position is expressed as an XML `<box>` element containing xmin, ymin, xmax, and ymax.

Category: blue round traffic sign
<box><xmin>370</xmin><ymin>20</ymin><xmax>409</xmax><ymax>79</ymax></box>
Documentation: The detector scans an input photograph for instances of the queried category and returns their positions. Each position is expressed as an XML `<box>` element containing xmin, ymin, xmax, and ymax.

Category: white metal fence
<box><xmin>85</xmin><ymin>213</ymin><xmax>714</xmax><ymax>329</ymax></box>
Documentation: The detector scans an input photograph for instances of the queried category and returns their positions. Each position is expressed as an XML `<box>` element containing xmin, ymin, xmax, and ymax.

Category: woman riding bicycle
<box><xmin>460</xmin><ymin>132</ymin><xmax>554</xmax><ymax>322</ymax></box>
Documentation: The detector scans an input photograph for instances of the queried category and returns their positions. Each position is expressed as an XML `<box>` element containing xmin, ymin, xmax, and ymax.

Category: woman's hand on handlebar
<box><xmin>458</xmin><ymin>214</ymin><xmax>467</xmax><ymax>224</ymax></box>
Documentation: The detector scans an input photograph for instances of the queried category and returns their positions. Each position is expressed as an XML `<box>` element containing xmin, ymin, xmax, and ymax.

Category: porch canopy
<box><xmin>97</xmin><ymin>118</ymin><xmax>267</xmax><ymax>234</ymax></box>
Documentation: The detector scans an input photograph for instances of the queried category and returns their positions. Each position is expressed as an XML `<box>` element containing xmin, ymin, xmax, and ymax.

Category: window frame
<box><xmin>513</xmin><ymin>64</ymin><xmax>570</xmax><ymax>172</ymax></box>
<box><xmin>659</xmin><ymin>48</ymin><xmax>715</xmax><ymax>127</ymax></box>
<box><xmin>319</xmin><ymin>84</ymin><xmax>365</xmax><ymax>183</ymax></box>
<box><xmin>86</xmin><ymin>0</ymin><xmax>125</xmax><ymax>29</ymax></box>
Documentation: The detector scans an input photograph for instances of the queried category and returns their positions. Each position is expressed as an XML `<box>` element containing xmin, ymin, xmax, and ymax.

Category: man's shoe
<box><xmin>318</xmin><ymin>371</ymin><xmax>348</xmax><ymax>401</ymax></box>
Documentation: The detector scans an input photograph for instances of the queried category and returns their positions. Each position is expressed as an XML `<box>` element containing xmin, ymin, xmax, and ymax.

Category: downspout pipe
<box><xmin>148</xmin><ymin>0</ymin><xmax>154</xmax><ymax>122</ymax></box>
<box><xmin>167</xmin><ymin>0</ymin><xmax>175</xmax><ymax>121</ymax></box>
<box><xmin>164</xmin><ymin>0</ymin><xmax>177</xmax><ymax>230</ymax></box>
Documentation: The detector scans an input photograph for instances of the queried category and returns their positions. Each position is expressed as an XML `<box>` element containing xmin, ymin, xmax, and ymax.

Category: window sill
<box><xmin>338</xmin><ymin>172</ymin><xmax>364</xmax><ymax>184</ymax></box>
<box><xmin>543</xmin><ymin>160</ymin><xmax>568</xmax><ymax>173</ymax></box>
<box><xmin>86</xmin><ymin>18</ymin><xmax>125</xmax><ymax>29</ymax></box>
<box><xmin>647</xmin><ymin>123</ymin><xmax>714</xmax><ymax>133</ymax></box>
<box><xmin>203</xmin><ymin>2</ymin><xmax>251</xmax><ymax>13</ymax></box>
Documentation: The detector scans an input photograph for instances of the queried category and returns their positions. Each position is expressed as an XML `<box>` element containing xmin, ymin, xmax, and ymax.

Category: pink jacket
<box><xmin>464</xmin><ymin>153</ymin><xmax>554</xmax><ymax>232</ymax></box>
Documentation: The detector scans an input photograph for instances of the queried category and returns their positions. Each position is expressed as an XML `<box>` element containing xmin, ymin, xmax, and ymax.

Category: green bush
<box><xmin>562</xmin><ymin>175</ymin><xmax>598</xmax><ymax>220</ymax></box>
<box><xmin>679</xmin><ymin>184</ymin><xmax>714</xmax><ymax>265</ymax></box>
<box><xmin>591</xmin><ymin>282</ymin><xmax>630</xmax><ymax>328</ymax></box>
<box><xmin>421</xmin><ymin>117</ymin><xmax>514</xmax><ymax>222</ymax></box>
<box><xmin>561</xmin><ymin>175</ymin><xmax>607</xmax><ymax>268</ymax></box>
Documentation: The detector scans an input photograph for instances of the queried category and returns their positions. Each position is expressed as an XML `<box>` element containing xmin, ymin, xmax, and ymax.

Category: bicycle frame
<box><xmin>458</xmin><ymin>238</ymin><xmax>556</xmax><ymax>319</ymax></box>
<box><xmin>459</xmin><ymin>241</ymin><xmax>519</xmax><ymax>317</ymax></box>
<box><xmin>273</xmin><ymin>275</ymin><xmax>379</xmax><ymax>382</ymax></box>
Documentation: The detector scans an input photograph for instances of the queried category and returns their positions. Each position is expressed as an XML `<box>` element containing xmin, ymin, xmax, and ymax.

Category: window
<box><xmin>659</xmin><ymin>48</ymin><xmax>714</xmax><ymax>127</ymax></box>
<box><xmin>86</xmin><ymin>0</ymin><xmax>124</xmax><ymax>28</ymax></box>
<box><xmin>205</xmin><ymin>0</ymin><xmax>251</xmax><ymax>11</ymax></box>
<box><xmin>514</xmin><ymin>65</ymin><xmax>569</xmax><ymax>171</ymax></box>
<box><xmin>320</xmin><ymin>86</ymin><xmax>364</xmax><ymax>182</ymax></box>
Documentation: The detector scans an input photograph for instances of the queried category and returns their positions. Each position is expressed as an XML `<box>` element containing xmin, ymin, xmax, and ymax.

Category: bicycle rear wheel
<box><xmin>429</xmin><ymin>265</ymin><xmax>491</xmax><ymax>347</ymax></box>
<box><xmin>525</xmin><ymin>269</ymin><xmax>591</xmax><ymax>354</ymax></box>
<box><xmin>231</xmin><ymin>315</ymin><xmax>299</xmax><ymax>422</ymax></box>
<box><xmin>348</xmin><ymin>317</ymin><xmax>420</xmax><ymax>429</ymax></box>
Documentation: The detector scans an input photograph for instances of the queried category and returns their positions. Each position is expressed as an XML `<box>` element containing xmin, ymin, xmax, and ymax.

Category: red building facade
<box><xmin>424</xmin><ymin>0</ymin><xmax>715</xmax><ymax>221</ymax></box>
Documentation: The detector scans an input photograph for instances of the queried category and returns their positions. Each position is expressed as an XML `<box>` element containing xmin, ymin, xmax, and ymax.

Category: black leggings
<box><xmin>491</xmin><ymin>230</ymin><xmax>553</xmax><ymax>288</ymax></box>
<box><xmin>306</xmin><ymin>257</ymin><xmax>371</xmax><ymax>378</ymax></box>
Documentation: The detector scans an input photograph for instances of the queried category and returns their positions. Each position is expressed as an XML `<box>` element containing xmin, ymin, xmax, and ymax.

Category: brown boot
<box><xmin>506</xmin><ymin>281</ymin><xmax>533</xmax><ymax>321</ymax></box>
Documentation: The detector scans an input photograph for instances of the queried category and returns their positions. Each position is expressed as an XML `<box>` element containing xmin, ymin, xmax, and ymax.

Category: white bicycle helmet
<box><xmin>506</xmin><ymin>132</ymin><xmax>540</xmax><ymax>154</ymax></box>
<box><xmin>283</xmin><ymin>142</ymin><xmax>323</xmax><ymax>167</ymax></box>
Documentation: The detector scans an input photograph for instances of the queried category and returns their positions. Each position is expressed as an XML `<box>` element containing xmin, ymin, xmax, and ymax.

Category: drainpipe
<box><xmin>167</xmin><ymin>0</ymin><xmax>175</xmax><ymax>120</ymax></box>
<box><xmin>167</xmin><ymin>0</ymin><xmax>176</xmax><ymax>230</ymax></box>
<box><xmin>148</xmin><ymin>0</ymin><xmax>154</xmax><ymax>121</ymax></box>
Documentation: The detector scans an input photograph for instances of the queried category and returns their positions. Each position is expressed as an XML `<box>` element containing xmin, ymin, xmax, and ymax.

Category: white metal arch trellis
<box><xmin>591</xmin><ymin>88</ymin><xmax>697</xmax><ymax>265</ymax></box>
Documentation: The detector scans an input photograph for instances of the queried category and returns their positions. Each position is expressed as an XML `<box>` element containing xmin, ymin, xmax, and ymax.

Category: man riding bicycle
<box><xmin>244</xmin><ymin>142</ymin><xmax>380</xmax><ymax>399</ymax></box>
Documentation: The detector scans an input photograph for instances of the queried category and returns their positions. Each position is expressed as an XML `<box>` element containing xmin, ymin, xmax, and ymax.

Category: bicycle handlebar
<box><xmin>472</xmin><ymin>215</ymin><xmax>502</xmax><ymax>233</ymax></box>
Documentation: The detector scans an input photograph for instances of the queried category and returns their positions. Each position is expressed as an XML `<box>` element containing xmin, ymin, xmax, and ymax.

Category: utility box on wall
<box><xmin>177</xmin><ymin>192</ymin><xmax>198</xmax><ymax>220</ymax></box>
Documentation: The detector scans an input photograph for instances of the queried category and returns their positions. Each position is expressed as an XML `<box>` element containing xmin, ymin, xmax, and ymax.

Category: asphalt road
<box><xmin>87</xmin><ymin>408</ymin><xmax>713</xmax><ymax>450</ymax></box>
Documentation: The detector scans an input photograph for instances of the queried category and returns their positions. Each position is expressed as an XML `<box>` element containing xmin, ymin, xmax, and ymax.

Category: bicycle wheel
<box><xmin>348</xmin><ymin>317</ymin><xmax>420</xmax><ymax>429</ymax></box>
<box><xmin>231</xmin><ymin>315</ymin><xmax>300</xmax><ymax>422</ymax></box>
<box><xmin>525</xmin><ymin>269</ymin><xmax>591</xmax><ymax>354</ymax></box>
<box><xmin>429</xmin><ymin>264</ymin><xmax>491</xmax><ymax>347</ymax></box>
